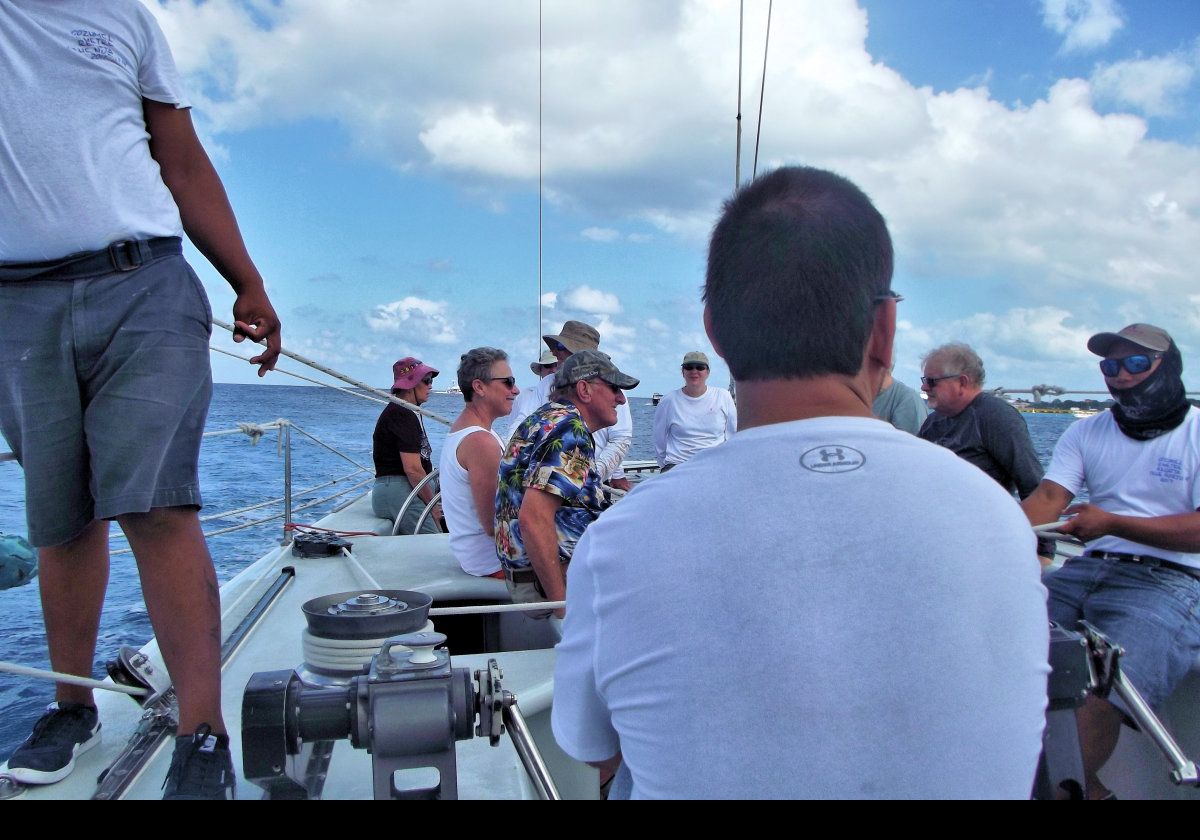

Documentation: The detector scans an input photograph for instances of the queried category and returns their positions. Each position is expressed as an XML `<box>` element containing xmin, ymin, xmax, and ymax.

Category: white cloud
<box><xmin>1041</xmin><ymin>0</ymin><xmax>1124</xmax><ymax>53</ymax></box>
<box><xmin>154</xmin><ymin>0</ymin><xmax>1200</xmax><ymax>345</ymax></box>
<box><xmin>365</xmin><ymin>297</ymin><xmax>460</xmax><ymax>345</ymax></box>
<box><xmin>912</xmin><ymin>306</ymin><xmax>1106</xmax><ymax>388</ymax></box>
<box><xmin>581</xmin><ymin>226</ymin><xmax>620</xmax><ymax>242</ymax></box>
<box><xmin>1091</xmin><ymin>52</ymin><xmax>1196</xmax><ymax>116</ymax></box>
<box><xmin>1188</xmin><ymin>295</ymin><xmax>1200</xmax><ymax>332</ymax></box>
<box><xmin>646</xmin><ymin>318</ymin><xmax>671</xmax><ymax>333</ymax></box>
<box><xmin>558</xmin><ymin>285</ymin><xmax>623</xmax><ymax>316</ymax></box>
<box><xmin>540</xmin><ymin>292</ymin><xmax>558</xmax><ymax>308</ymax></box>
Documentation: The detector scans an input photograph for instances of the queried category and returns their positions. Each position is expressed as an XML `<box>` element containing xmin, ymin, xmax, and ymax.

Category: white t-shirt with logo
<box><xmin>553</xmin><ymin>416</ymin><xmax>1050</xmax><ymax>799</ymax></box>
<box><xmin>1044</xmin><ymin>407</ymin><xmax>1200</xmax><ymax>569</ymax></box>
<box><xmin>0</xmin><ymin>0</ymin><xmax>189</xmax><ymax>260</ymax></box>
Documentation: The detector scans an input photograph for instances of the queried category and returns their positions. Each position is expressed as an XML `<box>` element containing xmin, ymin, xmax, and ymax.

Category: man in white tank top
<box><xmin>439</xmin><ymin>348</ymin><xmax>521</xmax><ymax>576</ymax></box>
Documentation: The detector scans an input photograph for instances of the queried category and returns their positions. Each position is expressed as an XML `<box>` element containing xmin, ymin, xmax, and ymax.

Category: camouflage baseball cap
<box><xmin>552</xmin><ymin>350</ymin><xmax>640</xmax><ymax>391</ymax></box>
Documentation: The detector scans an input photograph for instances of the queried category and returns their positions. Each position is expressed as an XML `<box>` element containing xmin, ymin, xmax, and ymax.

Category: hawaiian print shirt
<box><xmin>495</xmin><ymin>401</ymin><xmax>610</xmax><ymax>570</ymax></box>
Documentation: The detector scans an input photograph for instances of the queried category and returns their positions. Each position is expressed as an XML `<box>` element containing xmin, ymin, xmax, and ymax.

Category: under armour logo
<box><xmin>801</xmin><ymin>445</ymin><xmax>866</xmax><ymax>474</ymax></box>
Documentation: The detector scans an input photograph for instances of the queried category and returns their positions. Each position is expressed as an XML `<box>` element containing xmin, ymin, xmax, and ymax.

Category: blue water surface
<box><xmin>0</xmin><ymin>384</ymin><xmax>1072</xmax><ymax>762</ymax></box>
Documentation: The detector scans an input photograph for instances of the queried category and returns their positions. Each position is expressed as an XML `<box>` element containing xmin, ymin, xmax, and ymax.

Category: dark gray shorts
<box><xmin>0</xmin><ymin>254</ymin><xmax>213</xmax><ymax>547</ymax></box>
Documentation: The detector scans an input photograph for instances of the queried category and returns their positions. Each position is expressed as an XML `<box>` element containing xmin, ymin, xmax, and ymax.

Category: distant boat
<box><xmin>651</xmin><ymin>392</ymin><xmax>663</xmax><ymax>406</ymax></box>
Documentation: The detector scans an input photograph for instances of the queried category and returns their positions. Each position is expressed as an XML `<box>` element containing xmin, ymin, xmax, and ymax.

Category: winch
<box><xmin>241</xmin><ymin>590</ymin><xmax>559</xmax><ymax>800</ymax></box>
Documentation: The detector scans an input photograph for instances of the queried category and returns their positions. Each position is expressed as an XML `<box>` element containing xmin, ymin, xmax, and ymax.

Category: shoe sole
<box><xmin>4</xmin><ymin>726</ymin><xmax>101</xmax><ymax>785</ymax></box>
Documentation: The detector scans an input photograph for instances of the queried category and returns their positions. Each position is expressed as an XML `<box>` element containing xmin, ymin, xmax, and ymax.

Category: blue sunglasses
<box><xmin>1099</xmin><ymin>353</ymin><xmax>1161</xmax><ymax>378</ymax></box>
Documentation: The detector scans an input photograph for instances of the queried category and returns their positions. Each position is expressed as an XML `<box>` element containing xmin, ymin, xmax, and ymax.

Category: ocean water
<box><xmin>0</xmin><ymin>383</ymin><xmax>1074</xmax><ymax>762</ymax></box>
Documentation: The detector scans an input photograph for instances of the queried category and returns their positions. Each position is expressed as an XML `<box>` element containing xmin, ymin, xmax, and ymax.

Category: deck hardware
<box><xmin>243</xmin><ymin>619</ymin><xmax>561</xmax><ymax>799</ymax></box>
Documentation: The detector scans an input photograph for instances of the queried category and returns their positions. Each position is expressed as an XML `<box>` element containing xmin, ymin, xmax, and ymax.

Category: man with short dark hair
<box><xmin>496</xmin><ymin>350</ymin><xmax>639</xmax><ymax>617</ymax></box>
<box><xmin>1022</xmin><ymin>323</ymin><xmax>1200</xmax><ymax>800</ymax></box>
<box><xmin>552</xmin><ymin>166</ymin><xmax>1049</xmax><ymax>798</ymax></box>
<box><xmin>919</xmin><ymin>342</ymin><xmax>1043</xmax><ymax>499</ymax></box>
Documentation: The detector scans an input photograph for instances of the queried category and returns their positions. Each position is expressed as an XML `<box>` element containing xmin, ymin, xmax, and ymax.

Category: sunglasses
<box><xmin>920</xmin><ymin>374</ymin><xmax>959</xmax><ymax>388</ymax></box>
<box><xmin>1099</xmin><ymin>353</ymin><xmax>1162</xmax><ymax>378</ymax></box>
<box><xmin>682</xmin><ymin>364</ymin><xmax>708</xmax><ymax>372</ymax></box>
<box><xmin>420</xmin><ymin>375</ymin><xmax>435</xmax><ymax>386</ymax></box>
<box><xmin>486</xmin><ymin>376</ymin><xmax>517</xmax><ymax>388</ymax></box>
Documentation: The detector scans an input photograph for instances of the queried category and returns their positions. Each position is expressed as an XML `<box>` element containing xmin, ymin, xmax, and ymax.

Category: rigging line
<box><xmin>109</xmin><ymin>478</ymin><xmax>376</xmax><ymax>555</ymax></box>
<box><xmin>752</xmin><ymin>0</ymin><xmax>772</xmax><ymax>180</ymax></box>
<box><xmin>341</xmin><ymin>547</ymin><xmax>382</xmax><ymax>591</ymax></box>
<box><xmin>210</xmin><ymin>345</ymin><xmax>389</xmax><ymax>407</ymax></box>
<box><xmin>288</xmin><ymin>422</ymin><xmax>373</xmax><ymax>473</ymax></box>
<box><xmin>0</xmin><ymin>661</ymin><xmax>148</xmax><ymax>697</ymax></box>
<box><xmin>735</xmin><ymin>0</ymin><xmax>744</xmax><ymax>191</ymax></box>
<box><xmin>211</xmin><ymin>319</ymin><xmax>452</xmax><ymax>426</ymax></box>
<box><xmin>538</xmin><ymin>0</ymin><xmax>544</xmax><ymax>343</ymax></box>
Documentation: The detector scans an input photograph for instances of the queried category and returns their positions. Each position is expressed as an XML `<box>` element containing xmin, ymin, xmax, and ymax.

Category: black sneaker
<box><xmin>161</xmin><ymin>725</ymin><xmax>236</xmax><ymax>800</ymax></box>
<box><xmin>5</xmin><ymin>702</ymin><xmax>101</xmax><ymax>784</ymax></box>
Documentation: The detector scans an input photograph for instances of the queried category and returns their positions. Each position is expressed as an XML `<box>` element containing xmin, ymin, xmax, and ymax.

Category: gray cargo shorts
<box><xmin>0</xmin><ymin>253</ymin><xmax>213</xmax><ymax>547</ymax></box>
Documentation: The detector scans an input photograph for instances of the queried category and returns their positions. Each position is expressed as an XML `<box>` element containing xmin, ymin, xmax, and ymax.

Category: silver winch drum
<box><xmin>300</xmin><ymin>590</ymin><xmax>434</xmax><ymax>682</ymax></box>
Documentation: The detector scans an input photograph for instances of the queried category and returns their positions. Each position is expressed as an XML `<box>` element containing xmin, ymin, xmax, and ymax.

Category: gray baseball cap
<box><xmin>552</xmin><ymin>350</ymin><xmax>640</xmax><ymax>391</ymax></box>
<box><xmin>1087</xmin><ymin>323</ymin><xmax>1172</xmax><ymax>356</ymax></box>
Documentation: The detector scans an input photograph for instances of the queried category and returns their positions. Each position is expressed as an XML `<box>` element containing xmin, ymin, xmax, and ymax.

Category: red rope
<box><xmin>285</xmin><ymin>522</ymin><xmax>380</xmax><ymax>537</ymax></box>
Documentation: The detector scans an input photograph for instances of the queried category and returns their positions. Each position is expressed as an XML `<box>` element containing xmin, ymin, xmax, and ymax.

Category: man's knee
<box><xmin>116</xmin><ymin>506</ymin><xmax>201</xmax><ymax>539</ymax></box>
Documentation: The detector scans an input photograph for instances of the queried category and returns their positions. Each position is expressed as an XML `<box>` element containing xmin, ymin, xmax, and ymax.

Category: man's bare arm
<box><xmin>518</xmin><ymin>488</ymin><xmax>567</xmax><ymax>608</ymax></box>
<box><xmin>1059</xmin><ymin>506</ymin><xmax>1200</xmax><ymax>553</ymax></box>
<box><xmin>143</xmin><ymin>99</ymin><xmax>281</xmax><ymax>375</ymax></box>
<box><xmin>1020</xmin><ymin>479</ymin><xmax>1075</xmax><ymax>529</ymax></box>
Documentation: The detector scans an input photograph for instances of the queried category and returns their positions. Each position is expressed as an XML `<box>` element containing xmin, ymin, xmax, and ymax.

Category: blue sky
<box><xmin>150</xmin><ymin>0</ymin><xmax>1200</xmax><ymax>396</ymax></box>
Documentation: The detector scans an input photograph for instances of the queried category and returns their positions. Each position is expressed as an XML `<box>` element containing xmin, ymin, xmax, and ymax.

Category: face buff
<box><xmin>1108</xmin><ymin>343</ymin><xmax>1190</xmax><ymax>441</ymax></box>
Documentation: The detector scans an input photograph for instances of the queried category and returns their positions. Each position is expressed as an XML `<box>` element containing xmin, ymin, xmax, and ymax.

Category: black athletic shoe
<box><xmin>5</xmin><ymin>702</ymin><xmax>101</xmax><ymax>785</ymax></box>
<box><xmin>161</xmin><ymin>725</ymin><xmax>236</xmax><ymax>800</ymax></box>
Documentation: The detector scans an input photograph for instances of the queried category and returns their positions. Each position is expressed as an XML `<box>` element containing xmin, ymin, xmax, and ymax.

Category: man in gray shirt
<box><xmin>919</xmin><ymin>343</ymin><xmax>1043</xmax><ymax>498</ymax></box>
<box><xmin>873</xmin><ymin>367</ymin><xmax>928</xmax><ymax>434</ymax></box>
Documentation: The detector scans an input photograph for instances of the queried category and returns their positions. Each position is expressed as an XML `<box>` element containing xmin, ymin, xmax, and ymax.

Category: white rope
<box><xmin>341</xmin><ymin>548</ymin><xmax>382</xmax><ymax>591</ymax></box>
<box><xmin>0</xmin><ymin>661</ymin><xmax>147</xmax><ymax>697</ymax></box>
<box><xmin>211</xmin><ymin>319</ymin><xmax>452</xmax><ymax>425</ymax></box>
<box><xmin>236</xmin><ymin>422</ymin><xmax>269</xmax><ymax>445</ymax></box>
<box><xmin>210</xmin><ymin>345</ymin><xmax>389</xmax><ymax>407</ymax></box>
<box><xmin>429</xmin><ymin>601</ymin><xmax>566</xmax><ymax>616</ymax></box>
<box><xmin>203</xmin><ymin>420</ymin><xmax>284</xmax><ymax>439</ymax></box>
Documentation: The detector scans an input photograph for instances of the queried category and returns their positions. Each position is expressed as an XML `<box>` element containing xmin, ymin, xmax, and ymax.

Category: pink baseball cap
<box><xmin>392</xmin><ymin>357</ymin><xmax>439</xmax><ymax>390</ymax></box>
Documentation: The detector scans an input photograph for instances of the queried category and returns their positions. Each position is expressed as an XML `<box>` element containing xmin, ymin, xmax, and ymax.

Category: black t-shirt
<box><xmin>918</xmin><ymin>392</ymin><xmax>1044</xmax><ymax>498</ymax></box>
<box><xmin>372</xmin><ymin>403</ymin><xmax>433</xmax><ymax>478</ymax></box>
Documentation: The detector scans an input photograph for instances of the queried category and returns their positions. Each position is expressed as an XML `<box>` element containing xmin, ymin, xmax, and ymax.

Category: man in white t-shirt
<box><xmin>1022</xmin><ymin>323</ymin><xmax>1200</xmax><ymax>800</ymax></box>
<box><xmin>552</xmin><ymin>166</ymin><xmax>1050</xmax><ymax>799</ymax></box>
<box><xmin>652</xmin><ymin>351</ymin><xmax>736</xmax><ymax>469</ymax></box>
<box><xmin>0</xmin><ymin>1</ymin><xmax>280</xmax><ymax>798</ymax></box>
<box><xmin>508</xmin><ymin>351</ymin><xmax>558</xmax><ymax>431</ymax></box>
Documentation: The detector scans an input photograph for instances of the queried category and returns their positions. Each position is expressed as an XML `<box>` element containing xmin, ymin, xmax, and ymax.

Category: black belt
<box><xmin>505</xmin><ymin>566</ymin><xmax>540</xmax><ymax>585</ymax></box>
<box><xmin>1084</xmin><ymin>550</ymin><xmax>1200</xmax><ymax>581</ymax></box>
<box><xmin>0</xmin><ymin>237</ymin><xmax>182</xmax><ymax>282</ymax></box>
